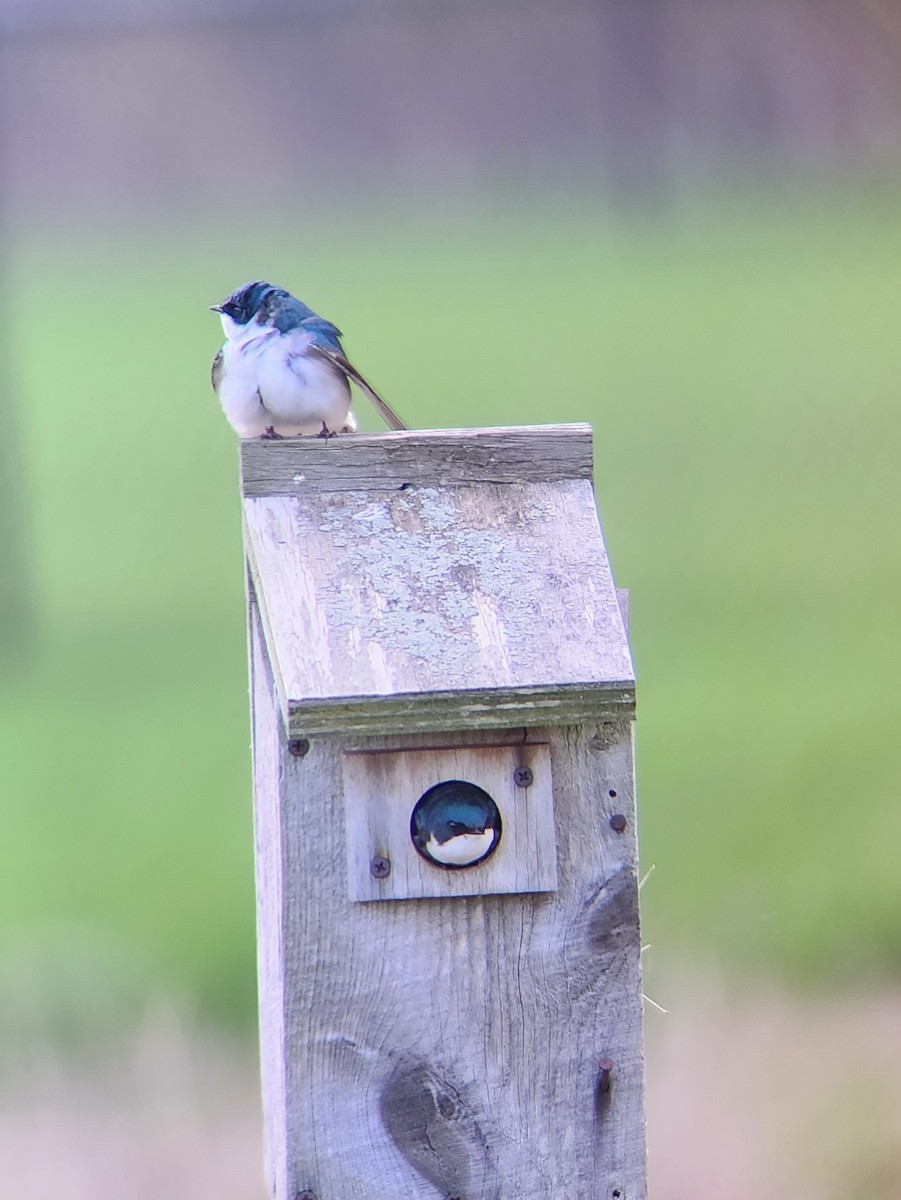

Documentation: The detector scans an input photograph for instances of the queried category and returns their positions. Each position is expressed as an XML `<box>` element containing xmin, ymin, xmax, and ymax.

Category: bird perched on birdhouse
<box><xmin>210</xmin><ymin>280</ymin><xmax>406</xmax><ymax>438</ymax></box>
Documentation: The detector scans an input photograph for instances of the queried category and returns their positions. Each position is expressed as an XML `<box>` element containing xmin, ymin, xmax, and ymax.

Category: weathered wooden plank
<box><xmin>343</xmin><ymin>742</ymin><xmax>558</xmax><ymax>901</ymax></box>
<box><xmin>250</xmin><ymin>674</ymin><xmax>647</xmax><ymax>1198</ymax></box>
<box><xmin>286</xmin><ymin>683</ymin><xmax>635</xmax><ymax>738</ymax></box>
<box><xmin>240</xmin><ymin>423</ymin><xmax>594</xmax><ymax>496</ymax></box>
<box><xmin>248</xmin><ymin>596</ymin><xmax>289</xmax><ymax>1200</ymax></box>
<box><xmin>244</xmin><ymin>478</ymin><xmax>635</xmax><ymax>735</ymax></box>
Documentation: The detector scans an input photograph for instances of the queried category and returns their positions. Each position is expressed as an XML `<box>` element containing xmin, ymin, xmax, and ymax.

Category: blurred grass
<box><xmin>2</xmin><ymin>190</ymin><xmax>900</xmax><ymax>1024</ymax></box>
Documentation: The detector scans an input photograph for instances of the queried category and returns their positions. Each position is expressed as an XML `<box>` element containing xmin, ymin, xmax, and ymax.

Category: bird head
<box><xmin>210</xmin><ymin>280</ymin><xmax>275</xmax><ymax>321</ymax></box>
<box><xmin>210</xmin><ymin>281</ymin><xmax>316</xmax><ymax>338</ymax></box>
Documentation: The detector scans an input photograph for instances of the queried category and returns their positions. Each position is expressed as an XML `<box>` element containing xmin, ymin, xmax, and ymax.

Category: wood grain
<box><xmin>244</xmin><ymin>476</ymin><xmax>634</xmax><ymax>738</ymax></box>
<box><xmin>249</xmin><ymin>619</ymin><xmax>647</xmax><ymax>1198</ymax></box>
<box><xmin>343</xmin><ymin>742</ymin><xmax>558</xmax><ymax>902</ymax></box>
<box><xmin>240</xmin><ymin>423</ymin><xmax>594</xmax><ymax>496</ymax></box>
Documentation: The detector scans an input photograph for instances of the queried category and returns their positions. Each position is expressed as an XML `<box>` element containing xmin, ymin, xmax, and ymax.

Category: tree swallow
<box><xmin>410</xmin><ymin>781</ymin><xmax>502</xmax><ymax>869</ymax></box>
<box><xmin>210</xmin><ymin>280</ymin><xmax>406</xmax><ymax>438</ymax></box>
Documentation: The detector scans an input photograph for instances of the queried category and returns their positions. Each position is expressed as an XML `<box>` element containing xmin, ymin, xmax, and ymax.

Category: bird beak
<box><xmin>209</xmin><ymin>304</ymin><xmax>224</xmax><ymax>313</ymax></box>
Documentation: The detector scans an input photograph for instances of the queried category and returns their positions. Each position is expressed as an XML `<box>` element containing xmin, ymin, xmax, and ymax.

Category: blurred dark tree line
<box><xmin>597</xmin><ymin>0</ymin><xmax>901</xmax><ymax>194</ymax></box>
<box><xmin>0</xmin><ymin>0</ymin><xmax>898</xmax><ymax>217</ymax></box>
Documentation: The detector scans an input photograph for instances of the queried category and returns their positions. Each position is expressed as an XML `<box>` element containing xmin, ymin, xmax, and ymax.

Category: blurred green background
<box><xmin>3</xmin><ymin>191</ymin><xmax>899</xmax><ymax>1027</ymax></box>
<box><xmin>1</xmin><ymin>5</ymin><xmax>901</xmax><ymax>1194</ymax></box>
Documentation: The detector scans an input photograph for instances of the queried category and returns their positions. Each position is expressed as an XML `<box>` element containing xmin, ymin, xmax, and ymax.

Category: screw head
<box><xmin>598</xmin><ymin>1057</ymin><xmax>614</xmax><ymax>1092</ymax></box>
<box><xmin>609</xmin><ymin>813</ymin><xmax>627</xmax><ymax>833</ymax></box>
<box><xmin>288</xmin><ymin>738</ymin><xmax>310</xmax><ymax>759</ymax></box>
<box><xmin>370</xmin><ymin>855</ymin><xmax>391</xmax><ymax>879</ymax></box>
<box><xmin>513</xmin><ymin>766</ymin><xmax>533</xmax><ymax>788</ymax></box>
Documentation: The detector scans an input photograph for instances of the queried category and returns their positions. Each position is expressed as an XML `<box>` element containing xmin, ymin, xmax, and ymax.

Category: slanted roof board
<box><xmin>242</xmin><ymin>426</ymin><xmax>634</xmax><ymax>736</ymax></box>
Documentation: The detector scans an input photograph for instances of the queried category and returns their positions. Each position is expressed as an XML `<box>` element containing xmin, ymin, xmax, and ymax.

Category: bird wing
<box><xmin>306</xmin><ymin>343</ymin><xmax>407</xmax><ymax>431</ymax></box>
<box><xmin>210</xmin><ymin>346</ymin><xmax>224</xmax><ymax>393</ymax></box>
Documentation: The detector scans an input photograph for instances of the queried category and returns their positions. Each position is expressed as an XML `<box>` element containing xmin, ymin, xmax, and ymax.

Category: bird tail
<box><xmin>343</xmin><ymin>362</ymin><xmax>407</xmax><ymax>431</ymax></box>
<box><xmin>308</xmin><ymin>344</ymin><xmax>408</xmax><ymax>431</ymax></box>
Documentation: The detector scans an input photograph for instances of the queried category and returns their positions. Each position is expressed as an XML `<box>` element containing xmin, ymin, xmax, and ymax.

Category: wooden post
<box><xmin>241</xmin><ymin>425</ymin><xmax>646</xmax><ymax>1199</ymax></box>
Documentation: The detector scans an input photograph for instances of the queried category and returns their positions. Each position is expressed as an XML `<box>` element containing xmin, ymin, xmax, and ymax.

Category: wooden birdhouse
<box><xmin>241</xmin><ymin>424</ymin><xmax>646</xmax><ymax>1200</ymax></box>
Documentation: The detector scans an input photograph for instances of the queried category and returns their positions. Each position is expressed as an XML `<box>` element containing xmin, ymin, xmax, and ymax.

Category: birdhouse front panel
<box><xmin>342</xmin><ymin>741</ymin><xmax>557</xmax><ymax>901</ymax></box>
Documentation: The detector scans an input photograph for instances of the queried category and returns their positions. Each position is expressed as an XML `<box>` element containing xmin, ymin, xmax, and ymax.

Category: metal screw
<box><xmin>609</xmin><ymin>813</ymin><xmax>627</xmax><ymax>833</ymax></box>
<box><xmin>288</xmin><ymin>738</ymin><xmax>310</xmax><ymax>758</ymax></box>
<box><xmin>295</xmin><ymin>1192</ymin><xmax>315</xmax><ymax>1200</ymax></box>
<box><xmin>598</xmin><ymin>1057</ymin><xmax>614</xmax><ymax>1093</ymax></box>
<box><xmin>513</xmin><ymin>766</ymin><xmax>533</xmax><ymax>788</ymax></box>
<box><xmin>370</xmin><ymin>855</ymin><xmax>391</xmax><ymax>879</ymax></box>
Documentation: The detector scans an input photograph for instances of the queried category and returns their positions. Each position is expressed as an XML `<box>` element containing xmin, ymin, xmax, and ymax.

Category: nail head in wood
<box><xmin>370</xmin><ymin>855</ymin><xmax>391</xmax><ymax>879</ymax></box>
<box><xmin>609</xmin><ymin>813</ymin><xmax>628</xmax><ymax>833</ymax></box>
<box><xmin>598</xmin><ymin>1058</ymin><xmax>614</xmax><ymax>1093</ymax></box>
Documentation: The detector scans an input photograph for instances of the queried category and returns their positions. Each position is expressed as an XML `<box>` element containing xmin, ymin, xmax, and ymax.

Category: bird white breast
<box><xmin>425</xmin><ymin>830</ymin><xmax>496</xmax><ymax>866</ymax></box>
<box><xmin>256</xmin><ymin>335</ymin><xmax>351</xmax><ymax>434</ymax></box>
<box><xmin>216</xmin><ymin>323</ymin><xmax>352</xmax><ymax>438</ymax></box>
<box><xmin>216</xmin><ymin>325</ymin><xmax>277</xmax><ymax>438</ymax></box>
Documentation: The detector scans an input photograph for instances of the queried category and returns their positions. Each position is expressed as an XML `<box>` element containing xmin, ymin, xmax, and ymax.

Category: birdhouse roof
<box><xmin>241</xmin><ymin>425</ymin><xmax>634</xmax><ymax>738</ymax></box>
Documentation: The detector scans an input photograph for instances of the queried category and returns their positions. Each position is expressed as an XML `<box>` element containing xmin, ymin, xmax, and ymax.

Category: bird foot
<box><xmin>317</xmin><ymin>422</ymin><xmax>338</xmax><ymax>439</ymax></box>
<box><xmin>260</xmin><ymin>426</ymin><xmax>285</xmax><ymax>440</ymax></box>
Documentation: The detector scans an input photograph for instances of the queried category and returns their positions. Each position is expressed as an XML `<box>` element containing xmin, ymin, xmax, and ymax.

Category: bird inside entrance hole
<box><xmin>410</xmin><ymin>781</ymin><xmax>502</xmax><ymax>869</ymax></box>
